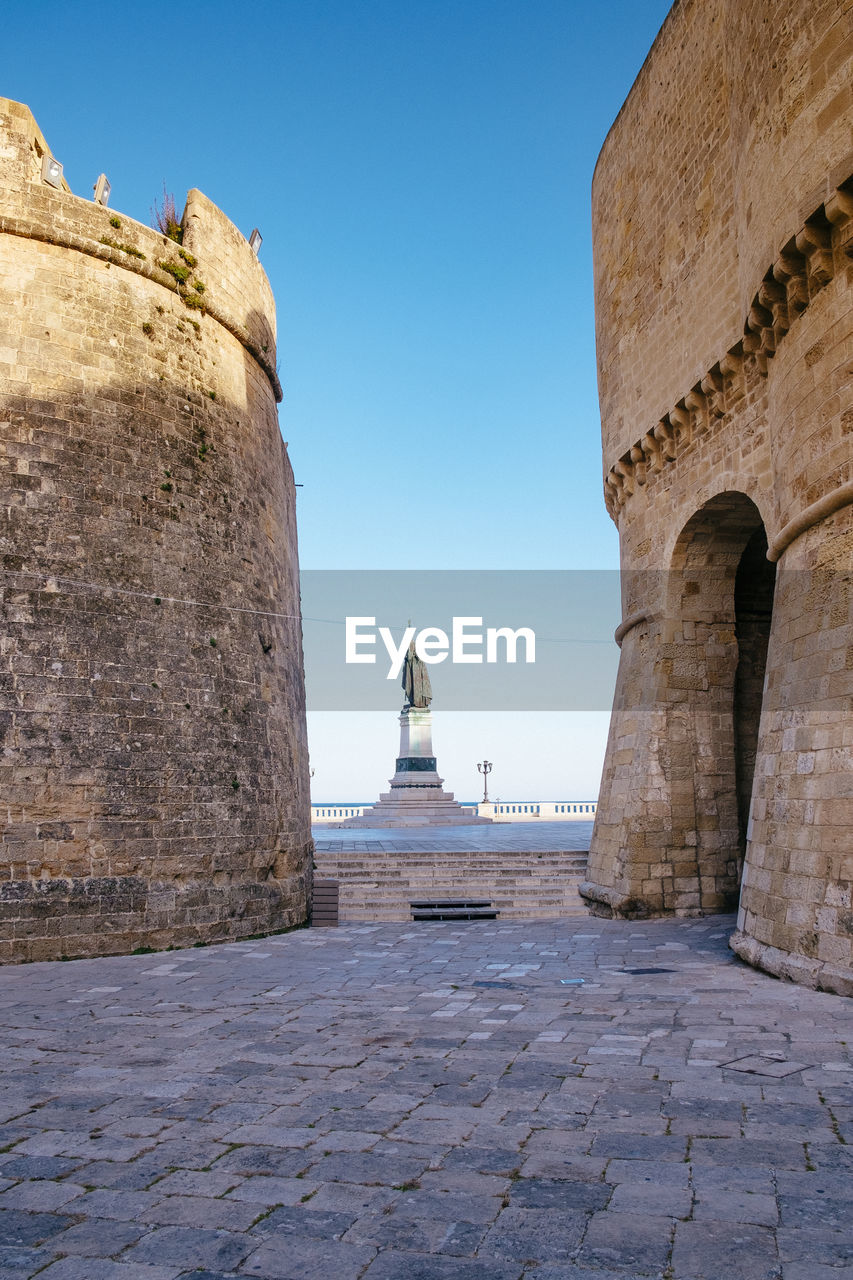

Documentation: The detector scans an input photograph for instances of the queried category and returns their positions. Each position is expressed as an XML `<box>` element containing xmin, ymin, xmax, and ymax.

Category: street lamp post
<box><xmin>477</xmin><ymin>760</ymin><xmax>493</xmax><ymax>804</ymax></box>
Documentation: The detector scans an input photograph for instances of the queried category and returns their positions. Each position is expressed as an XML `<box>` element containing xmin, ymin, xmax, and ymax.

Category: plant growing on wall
<box><xmin>151</xmin><ymin>184</ymin><xmax>182</xmax><ymax>243</ymax></box>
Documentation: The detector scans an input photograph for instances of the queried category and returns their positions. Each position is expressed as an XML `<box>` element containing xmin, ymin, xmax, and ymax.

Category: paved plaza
<box><xmin>313</xmin><ymin>820</ymin><xmax>596</xmax><ymax>853</ymax></box>
<box><xmin>1</xmin><ymin>914</ymin><xmax>852</xmax><ymax>1280</ymax></box>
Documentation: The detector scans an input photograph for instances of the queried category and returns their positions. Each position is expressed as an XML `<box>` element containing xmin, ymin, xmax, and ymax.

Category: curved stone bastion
<box><xmin>583</xmin><ymin>0</ymin><xmax>853</xmax><ymax>996</ymax></box>
<box><xmin>0</xmin><ymin>99</ymin><xmax>312</xmax><ymax>960</ymax></box>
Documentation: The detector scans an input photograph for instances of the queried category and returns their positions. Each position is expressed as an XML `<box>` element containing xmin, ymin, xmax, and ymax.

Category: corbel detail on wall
<box><xmin>614</xmin><ymin>609</ymin><xmax>652</xmax><ymax>648</ymax></box>
<box><xmin>603</xmin><ymin>178</ymin><xmax>853</xmax><ymax>520</ymax></box>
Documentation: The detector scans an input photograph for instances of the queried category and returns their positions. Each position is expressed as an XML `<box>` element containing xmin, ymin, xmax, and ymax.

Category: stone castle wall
<box><xmin>0</xmin><ymin>99</ymin><xmax>312</xmax><ymax>960</ymax></box>
<box><xmin>584</xmin><ymin>1</ymin><xmax>853</xmax><ymax>995</ymax></box>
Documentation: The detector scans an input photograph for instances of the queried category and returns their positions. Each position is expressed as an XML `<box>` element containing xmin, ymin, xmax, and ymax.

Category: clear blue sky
<box><xmin>4</xmin><ymin>0</ymin><xmax>672</xmax><ymax>798</ymax></box>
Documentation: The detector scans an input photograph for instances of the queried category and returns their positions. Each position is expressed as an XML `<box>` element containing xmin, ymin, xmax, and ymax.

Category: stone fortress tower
<box><xmin>0</xmin><ymin>99</ymin><xmax>312</xmax><ymax>960</ymax></box>
<box><xmin>582</xmin><ymin>0</ymin><xmax>853</xmax><ymax>995</ymax></box>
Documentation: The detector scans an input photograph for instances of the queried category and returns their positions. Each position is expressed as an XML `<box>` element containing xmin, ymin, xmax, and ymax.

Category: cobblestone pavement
<box><xmin>1</xmin><ymin>915</ymin><xmax>852</xmax><ymax>1280</ymax></box>
<box><xmin>313</xmin><ymin>820</ymin><xmax>595</xmax><ymax>853</ymax></box>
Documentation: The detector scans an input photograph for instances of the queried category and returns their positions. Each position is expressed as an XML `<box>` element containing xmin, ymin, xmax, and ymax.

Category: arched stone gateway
<box><xmin>582</xmin><ymin>0</ymin><xmax>853</xmax><ymax>996</ymax></box>
<box><xmin>582</xmin><ymin>491</ymin><xmax>777</xmax><ymax>921</ymax></box>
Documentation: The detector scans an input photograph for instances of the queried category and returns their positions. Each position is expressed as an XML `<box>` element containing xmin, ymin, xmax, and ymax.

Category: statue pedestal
<box><xmin>342</xmin><ymin>706</ymin><xmax>492</xmax><ymax>828</ymax></box>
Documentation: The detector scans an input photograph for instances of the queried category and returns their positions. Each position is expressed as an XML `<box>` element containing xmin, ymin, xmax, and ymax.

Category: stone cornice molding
<box><xmin>0</xmin><ymin>213</ymin><xmax>284</xmax><ymax>404</ymax></box>
<box><xmin>767</xmin><ymin>479</ymin><xmax>853</xmax><ymax>562</ymax></box>
<box><xmin>603</xmin><ymin>178</ymin><xmax>853</xmax><ymax>523</ymax></box>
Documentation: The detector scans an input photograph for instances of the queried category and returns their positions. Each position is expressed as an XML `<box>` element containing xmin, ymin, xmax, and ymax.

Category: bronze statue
<box><xmin>401</xmin><ymin>638</ymin><xmax>432</xmax><ymax>708</ymax></box>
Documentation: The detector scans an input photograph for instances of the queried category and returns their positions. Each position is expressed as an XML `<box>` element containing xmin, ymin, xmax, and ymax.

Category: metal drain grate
<box><xmin>411</xmin><ymin>899</ymin><xmax>499</xmax><ymax>922</ymax></box>
<box><xmin>623</xmin><ymin>967</ymin><xmax>676</xmax><ymax>974</ymax></box>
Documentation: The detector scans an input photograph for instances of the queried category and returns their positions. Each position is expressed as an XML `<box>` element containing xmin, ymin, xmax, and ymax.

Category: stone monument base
<box><xmin>341</xmin><ymin>706</ymin><xmax>492</xmax><ymax>828</ymax></box>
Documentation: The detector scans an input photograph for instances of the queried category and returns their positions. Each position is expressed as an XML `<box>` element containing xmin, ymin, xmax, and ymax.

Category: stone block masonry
<box><xmin>0</xmin><ymin>99</ymin><xmax>312</xmax><ymax>960</ymax></box>
<box><xmin>584</xmin><ymin>0</ymin><xmax>853</xmax><ymax>995</ymax></box>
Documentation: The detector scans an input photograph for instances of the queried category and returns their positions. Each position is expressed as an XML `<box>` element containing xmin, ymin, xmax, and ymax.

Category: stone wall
<box><xmin>0</xmin><ymin>99</ymin><xmax>312</xmax><ymax>960</ymax></box>
<box><xmin>584</xmin><ymin>2</ymin><xmax>853</xmax><ymax>995</ymax></box>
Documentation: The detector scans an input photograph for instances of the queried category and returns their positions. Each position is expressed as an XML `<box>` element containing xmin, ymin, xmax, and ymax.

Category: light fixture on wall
<box><xmin>93</xmin><ymin>173</ymin><xmax>111</xmax><ymax>206</ymax></box>
<box><xmin>41</xmin><ymin>154</ymin><xmax>63</xmax><ymax>188</ymax></box>
<box><xmin>249</xmin><ymin>228</ymin><xmax>262</xmax><ymax>255</ymax></box>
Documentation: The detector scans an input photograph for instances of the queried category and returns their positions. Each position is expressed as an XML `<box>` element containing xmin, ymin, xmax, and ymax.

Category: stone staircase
<box><xmin>311</xmin><ymin>848</ymin><xmax>590</xmax><ymax>922</ymax></box>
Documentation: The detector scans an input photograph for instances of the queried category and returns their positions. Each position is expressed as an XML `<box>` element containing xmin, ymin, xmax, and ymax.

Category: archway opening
<box><xmin>668</xmin><ymin>492</ymin><xmax>776</xmax><ymax>910</ymax></box>
<box><xmin>733</xmin><ymin>525</ymin><xmax>776</xmax><ymax>869</ymax></box>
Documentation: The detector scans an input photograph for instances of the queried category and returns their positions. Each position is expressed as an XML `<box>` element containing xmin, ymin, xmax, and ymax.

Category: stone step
<box><xmin>341</xmin><ymin>905</ymin><xmax>588</xmax><ymax>922</ymax></box>
<box><xmin>330</xmin><ymin>885</ymin><xmax>587</xmax><ymax>922</ymax></box>
<box><xmin>409</xmin><ymin>898</ymin><xmax>494</xmax><ymax>907</ymax></box>
<box><xmin>312</xmin><ymin>848</ymin><xmax>589</xmax><ymax>922</ymax></box>
<box><xmin>328</xmin><ymin>891</ymin><xmax>583</xmax><ymax>904</ymax></box>
<box><xmin>316</xmin><ymin>862</ymin><xmax>586</xmax><ymax>868</ymax></box>
<box><xmin>322</xmin><ymin>891</ymin><xmax>584</xmax><ymax>903</ymax></box>
<box><xmin>335</xmin><ymin>901</ymin><xmax>587</xmax><ymax>920</ymax></box>
<box><xmin>316</xmin><ymin>876</ymin><xmax>585</xmax><ymax>888</ymax></box>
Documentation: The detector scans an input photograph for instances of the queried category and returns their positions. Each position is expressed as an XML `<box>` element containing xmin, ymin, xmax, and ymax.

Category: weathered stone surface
<box><xmin>0</xmin><ymin>98</ymin><xmax>312</xmax><ymax>960</ymax></box>
<box><xmin>577</xmin><ymin>1211</ymin><xmax>674</xmax><ymax>1273</ymax></box>
<box><xmin>585</xmin><ymin>0</ymin><xmax>853</xmax><ymax>996</ymax></box>
<box><xmin>0</xmin><ymin>916</ymin><xmax>851</xmax><ymax>1276</ymax></box>
<box><xmin>670</xmin><ymin>1220</ymin><xmax>779</xmax><ymax>1280</ymax></box>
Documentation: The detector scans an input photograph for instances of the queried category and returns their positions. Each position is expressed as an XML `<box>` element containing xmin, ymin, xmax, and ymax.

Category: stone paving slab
<box><xmin>0</xmin><ymin>914</ymin><xmax>852</xmax><ymax>1278</ymax></box>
